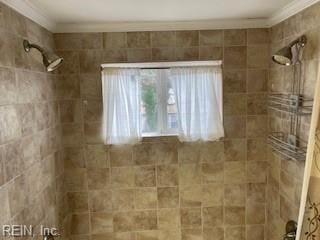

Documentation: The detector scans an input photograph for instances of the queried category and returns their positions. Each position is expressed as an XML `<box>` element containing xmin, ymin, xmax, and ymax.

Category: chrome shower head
<box><xmin>272</xmin><ymin>46</ymin><xmax>293</xmax><ymax>66</ymax></box>
<box><xmin>23</xmin><ymin>40</ymin><xmax>63</xmax><ymax>72</ymax></box>
<box><xmin>272</xmin><ymin>35</ymin><xmax>307</xmax><ymax>66</ymax></box>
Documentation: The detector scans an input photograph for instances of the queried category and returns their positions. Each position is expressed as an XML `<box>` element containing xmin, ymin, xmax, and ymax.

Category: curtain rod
<box><xmin>101</xmin><ymin>60</ymin><xmax>222</xmax><ymax>69</ymax></box>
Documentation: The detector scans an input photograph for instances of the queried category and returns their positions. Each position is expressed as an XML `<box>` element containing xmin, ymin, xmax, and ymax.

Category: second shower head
<box><xmin>272</xmin><ymin>35</ymin><xmax>307</xmax><ymax>66</ymax></box>
<box><xmin>23</xmin><ymin>40</ymin><xmax>63</xmax><ymax>72</ymax></box>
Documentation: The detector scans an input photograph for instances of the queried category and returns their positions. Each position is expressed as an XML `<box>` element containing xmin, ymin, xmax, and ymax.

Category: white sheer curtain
<box><xmin>169</xmin><ymin>66</ymin><xmax>224</xmax><ymax>142</ymax></box>
<box><xmin>102</xmin><ymin>68</ymin><xmax>141</xmax><ymax>145</ymax></box>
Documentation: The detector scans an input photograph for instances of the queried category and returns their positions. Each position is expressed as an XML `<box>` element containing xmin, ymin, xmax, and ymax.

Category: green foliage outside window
<box><xmin>142</xmin><ymin>85</ymin><xmax>157</xmax><ymax>131</ymax></box>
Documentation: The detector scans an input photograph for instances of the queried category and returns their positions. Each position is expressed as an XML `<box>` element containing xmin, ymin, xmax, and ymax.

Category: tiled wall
<box><xmin>267</xmin><ymin>2</ymin><xmax>320</xmax><ymax>240</ymax></box>
<box><xmin>53</xmin><ymin>29</ymin><xmax>270</xmax><ymax>240</ymax></box>
<box><xmin>0</xmin><ymin>2</ymin><xmax>67</xmax><ymax>238</ymax></box>
<box><xmin>1</xmin><ymin>2</ymin><xmax>319</xmax><ymax>240</ymax></box>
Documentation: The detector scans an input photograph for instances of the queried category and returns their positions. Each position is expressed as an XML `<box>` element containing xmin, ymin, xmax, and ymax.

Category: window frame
<box><xmin>101</xmin><ymin>61</ymin><xmax>223</xmax><ymax>138</ymax></box>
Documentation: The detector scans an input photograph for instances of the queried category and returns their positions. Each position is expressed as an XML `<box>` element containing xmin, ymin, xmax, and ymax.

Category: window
<box><xmin>102</xmin><ymin>61</ymin><xmax>224</xmax><ymax>145</ymax></box>
<box><xmin>140</xmin><ymin>69</ymin><xmax>178</xmax><ymax>136</ymax></box>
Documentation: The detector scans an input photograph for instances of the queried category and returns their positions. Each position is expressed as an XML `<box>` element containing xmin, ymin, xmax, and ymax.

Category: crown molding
<box><xmin>267</xmin><ymin>0</ymin><xmax>320</xmax><ymax>26</ymax></box>
<box><xmin>1</xmin><ymin>0</ymin><xmax>320</xmax><ymax>33</ymax></box>
<box><xmin>0</xmin><ymin>0</ymin><xmax>56</xmax><ymax>31</ymax></box>
<box><xmin>55</xmin><ymin>18</ymin><xmax>268</xmax><ymax>33</ymax></box>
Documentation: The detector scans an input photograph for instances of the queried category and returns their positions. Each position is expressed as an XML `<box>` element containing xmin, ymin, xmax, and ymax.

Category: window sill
<box><xmin>141</xmin><ymin>134</ymin><xmax>179</xmax><ymax>143</ymax></box>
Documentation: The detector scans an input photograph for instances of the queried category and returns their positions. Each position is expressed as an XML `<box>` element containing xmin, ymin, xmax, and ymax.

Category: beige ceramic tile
<box><xmin>151</xmin><ymin>31</ymin><xmax>176</xmax><ymax>47</ymax></box>
<box><xmin>154</xmin><ymin>142</ymin><xmax>178</xmax><ymax>164</ymax></box>
<box><xmin>135</xmin><ymin>166</ymin><xmax>156</xmax><ymax>187</ymax></box>
<box><xmin>104</xmin><ymin>32</ymin><xmax>127</xmax><ymax>49</ymax></box>
<box><xmin>112</xmin><ymin>189</ymin><xmax>134</xmax><ymax>211</ymax></box>
<box><xmin>0</xmin><ymin>105</ymin><xmax>20</xmax><ymax>145</ymax></box>
<box><xmin>224</xmin><ymin>139</ymin><xmax>247</xmax><ymax>161</ymax></box>
<box><xmin>110</xmin><ymin>145</ymin><xmax>133</xmax><ymax>167</ymax></box>
<box><xmin>199</xmin><ymin>30</ymin><xmax>223</xmax><ymax>46</ymax></box>
<box><xmin>89</xmin><ymin>190</ymin><xmax>113</xmax><ymax>212</ymax></box>
<box><xmin>247</xmin><ymin>183</ymin><xmax>266</xmax><ymax>203</ymax></box>
<box><xmin>224</xmin><ymin>47</ymin><xmax>247</xmax><ymax>68</ymax></box>
<box><xmin>247</xmin><ymin>161</ymin><xmax>268</xmax><ymax>183</ymax></box>
<box><xmin>83</xmin><ymin>99</ymin><xmax>103</xmax><ymax>122</ymax></box>
<box><xmin>224</xmin><ymin>206</ymin><xmax>245</xmax><ymax>225</ymax></box>
<box><xmin>64</xmin><ymin>147</ymin><xmax>86</xmax><ymax>169</ymax></box>
<box><xmin>113</xmin><ymin>211</ymin><xmax>135</xmax><ymax>232</ymax></box>
<box><xmin>246</xmin><ymin>203</ymin><xmax>266</xmax><ymax>224</ymax></box>
<box><xmin>91</xmin><ymin>212</ymin><xmax>113</xmax><ymax>233</ymax></box>
<box><xmin>91</xmin><ymin>233</ymin><xmax>113</xmax><ymax>240</ymax></box>
<box><xmin>247</xmin><ymin>45</ymin><xmax>269</xmax><ymax>68</ymax></box>
<box><xmin>247</xmin><ymin>139</ymin><xmax>268</xmax><ymax>161</ymax></box>
<box><xmin>133</xmin><ymin>143</ymin><xmax>156</xmax><ymax>165</ymax></box>
<box><xmin>85</xmin><ymin>144</ymin><xmax>109</xmax><ymax>169</ymax></box>
<box><xmin>134</xmin><ymin>187</ymin><xmax>157</xmax><ymax>209</ymax></box>
<box><xmin>84</xmin><ymin>122</ymin><xmax>104</xmax><ymax>144</ymax></box>
<box><xmin>224</xmin><ymin>161</ymin><xmax>246</xmax><ymax>184</ymax></box>
<box><xmin>179</xmin><ymin>164</ymin><xmax>202</xmax><ymax>185</ymax></box>
<box><xmin>0</xmin><ymin>67</ymin><xmax>16</xmax><ymax>105</ymax></box>
<box><xmin>56</xmin><ymin>51</ymin><xmax>80</xmax><ymax>74</ymax></box>
<box><xmin>202</xmin><ymin>184</ymin><xmax>224</xmax><ymax>206</ymax></box>
<box><xmin>157</xmin><ymin>164</ymin><xmax>179</xmax><ymax>186</ymax></box>
<box><xmin>136</xmin><ymin>230</ymin><xmax>158</xmax><ymax>240</ymax></box>
<box><xmin>224</xmin><ymin>116</ymin><xmax>246</xmax><ymax>138</ymax></box>
<box><xmin>246</xmin><ymin>225</ymin><xmax>265</xmax><ymax>240</ymax></box>
<box><xmin>201</xmin><ymin>163</ymin><xmax>224</xmax><ymax>183</ymax></box>
<box><xmin>224</xmin><ymin>29</ymin><xmax>247</xmax><ymax>46</ymax></box>
<box><xmin>223</xmin><ymin>69</ymin><xmax>247</xmax><ymax>93</ymax></box>
<box><xmin>178</xmin><ymin>142</ymin><xmax>200</xmax><ymax>164</ymax></box>
<box><xmin>152</xmin><ymin>48</ymin><xmax>176</xmax><ymax>61</ymax></box>
<box><xmin>158</xmin><ymin>208</ymin><xmax>180</xmax><ymax>229</ymax></box>
<box><xmin>175</xmin><ymin>47</ymin><xmax>199</xmax><ymax>61</ymax></box>
<box><xmin>111</xmin><ymin>167</ymin><xmax>134</xmax><ymax>188</ymax></box>
<box><xmin>134</xmin><ymin>210</ymin><xmax>157</xmax><ymax>230</ymax></box>
<box><xmin>114</xmin><ymin>232</ymin><xmax>136</xmax><ymax>240</ymax></box>
<box><xmin>88</xmin><ymin>168</ymin><xmax>110</xmax><ymax>189</ymax></box>
<box><xmin>224</xmin><ymin>184</ymin><xmax>246</xmax><ymax>206</ymax></box>
<box><xmin>68</xmin><ymin>192</ymin><xmax>89</xmax><ymax>212</ymax></box>
<box><xmin>280</xmin><ymin>170</ymin><xmax>295</xmax><ymax>201</ymax></box>
<box><xmin>203</xmin><ymin>227</ymin><xmax>224</xmax><ymax>240</ymax></box>
<box><xmin>225</xmin><ymin>226</ymin><xmax>245</xmax><ymax>240</ymax></box>
<box><xmin>246</xmin><ymin>116</ymin><xmax>268</xmax><ymax>138</ymax></box>
<box><xmin>181</xmin><ymin>229</ymin><xmax>202</xmax><ymax>240</ymax></box>
<box><xmin>70</xmin><ymin>213</ymin><xmax>90</xmax><ymax>234</ymax></box>
<box><xmin>247</xmin><ymin>69</ymin><xmax>268</xmax><ymax>93</ymax></box>
<box><xmin>157</xmin><ymin>187</ymin><xmax>179</xmax><ymax>208</ymax></box>
<box><xmin>180</xmin><ymin>208</ymin><xmax>202</xmax><ymax>228</ymax></box>
<box><xmin>127</xmin><ymin>49</ymin><xmax>152</xmax><ymax>62</ymax></box>
<box><xmin>247</xmin><ymin>29</ymin><xmax>269</xmax><ymax>45</ymax></box>
<box><xmin>159</xmin><ymin>229</ymin><xmax>181</xmax><ymax>240</ymax></box>
<box><xmin>247</xmin><ymin>94</ymin><xmax>268</xmax><ymax>115</ymax></box>
<box><xmin>223</xmin><ymin>93</ymin><xmax>247</xmax><ymax>116</ymax></box>
<box><xmin>103</xmin><ymin>48</ymin><xmax>127</xmax><ymax>63</ymax></box>
<box><xmin>65</xmin><ymin>168</ymin><xmax>88</xmax><ymax>191</ymax></box>
<box><xmin>55</xmin><ymin>33</ymin><xmax>102</xmax><ymax>50</ymax></box>
<box><xmin>200</xmin><ymin>141</ymin><xmax>225</xmax><ymax>163</ymax></box>
<box><xmin>176</xmin><ymin>31</ymin><xmax>199</xmax><ymax>47</ymax></box>
<box><xmin>199</xmin><ymin>46</ymin><xmax>223</xmax><ymax>60</ymax></box>
<box><xmin>203</xmin><ymin>206</ymin><xmax>224</xmax><ymax>227</ymax></box>
<box><xmin>180</xmin><ymin>185</ymin><xmax>202</xmax><ymax>207</ymax></box>
<box><xmin>127</xmin><ymin>32</ymin><xmax>151</xmax><ymax>48</ymax></box>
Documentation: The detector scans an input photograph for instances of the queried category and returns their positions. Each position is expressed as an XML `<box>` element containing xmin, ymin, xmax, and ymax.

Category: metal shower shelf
<box><xmin>268</xmin><ymin>132</ymin><xmax>307</xmax><ymax>161</ymax></box>
<box><xmin>268</xmin><ymin>93</ymin><xmax>313</xmax><ymax>115</ymax></box>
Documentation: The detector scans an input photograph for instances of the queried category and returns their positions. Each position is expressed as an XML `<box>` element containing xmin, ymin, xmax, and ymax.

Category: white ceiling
<box><xmin>2</xmin><ymin>0</ymin><xmax>320</xmax><ymax>32</ymax></box>
<box><xmin>28</xmin><ymin>0</ymin><xmax>293</xmax><ymax>23</ymax></box>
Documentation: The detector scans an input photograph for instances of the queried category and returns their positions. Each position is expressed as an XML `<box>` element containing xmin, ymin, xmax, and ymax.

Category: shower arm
<box><xmin>23</xmin><ymin>40</ymin><xmax>46</xmax><ymax>55</ymax></box>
